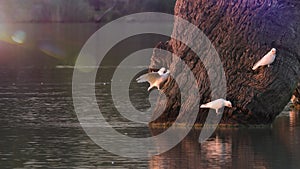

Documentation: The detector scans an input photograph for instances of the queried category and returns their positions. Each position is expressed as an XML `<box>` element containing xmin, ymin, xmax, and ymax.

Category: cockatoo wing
<box><xmin>200</xmin><ymin>99</ymin><xmax>224</xmax><ymax>109</ymax></box>
<box><xmin>136</xmin><ymin>72</ymin><xmax>161</xmax><ymax>85</ymax></box>
<box><xmin>136</xmin><ymin>68</ymin><xmax>170</xmax><ymax>91</ymax></box>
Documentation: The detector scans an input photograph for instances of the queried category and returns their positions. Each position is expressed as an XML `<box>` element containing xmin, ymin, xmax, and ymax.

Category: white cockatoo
<box><xmin>136</xmin><ymin>67</ymin><xmax>170</xmax><ymax>91</ymax></box>
<box><xmin>200</xmin><ymin>98</ymin><xmax>232</xmax><ymax>115</ymax></box>
<box><xmin>252</xmin><ymin>48</ymin><xmax>276</xmax><ymax>70</ymax></box>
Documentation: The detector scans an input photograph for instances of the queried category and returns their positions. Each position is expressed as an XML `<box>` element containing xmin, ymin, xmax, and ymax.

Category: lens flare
<box><xmin>39</xmin><ymin>41</ymin><xmax>66</xmax><ymax>59</ymax></box>
<box><xmin>11</xmin><ymin>30</ymin><xmax>26</xmax><ymax>44</ymax></box>
<box><xmin>0</xmin><ymin>24</ymin><xmax>13</xmax><ymax>44</ymax></box>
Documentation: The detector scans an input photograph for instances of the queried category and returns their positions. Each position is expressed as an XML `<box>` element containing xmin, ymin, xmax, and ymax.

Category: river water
<box><xmin>0</xmin><ymin>23</ymin><xmax>299</xmax><ymax>169</ymax></box>
<box><xmin>0</xmin><ymin>67</ymin><xmax>299</xmax><ymax>169</ymax></box>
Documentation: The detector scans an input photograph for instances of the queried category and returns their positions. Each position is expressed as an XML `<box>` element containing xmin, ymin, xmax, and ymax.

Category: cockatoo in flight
<box><xmin>252</xmin><ymin>48</ymin><xmax>276</xmax><ymax>70</ymax></box>
<box><xmin>136</xmin><ymin>67</ymin><xmax>170</xmax><ymax>91</ymax></box>
<box><xmin>200</xmin><ymin>98</ymin><xmax>232</xmax><ymax>115</ymax></box>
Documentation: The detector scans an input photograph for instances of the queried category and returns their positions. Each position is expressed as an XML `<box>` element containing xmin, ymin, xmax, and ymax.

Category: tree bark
<box><xmin>295</xmin><ymin>85</ymin><xmax>300</xmax><ymax>98</ymax></box>
<box><xmin>292</xmin><ymin>83</ymin><xmax>300</xmax><ymax>105</ymax></box>
<box><xmin>150</xmin><ymin>0</ymin><xmax>300</xmax><ymax>125</ymax></box>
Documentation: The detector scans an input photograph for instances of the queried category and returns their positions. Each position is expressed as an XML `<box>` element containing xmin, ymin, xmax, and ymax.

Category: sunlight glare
<box><xmin>11</xmin><ymin>30</ymin><xmax>26</xmax><ymax>44</ymax></box>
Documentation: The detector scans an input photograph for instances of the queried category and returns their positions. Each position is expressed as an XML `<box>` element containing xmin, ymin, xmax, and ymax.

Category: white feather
<box><xmin>136</xmin><ymin>67</ymin><xmax>170</xmax><ymax>91</ymax></box>
<box><xmin>252</xmin><ymin>48</ymin><xmax>276</xmax><ymax>70</ymax></box>
<box><xmin>200</xmin><ymin>98</ymin><xmax>232</xmax><ymax>114</ymax></box>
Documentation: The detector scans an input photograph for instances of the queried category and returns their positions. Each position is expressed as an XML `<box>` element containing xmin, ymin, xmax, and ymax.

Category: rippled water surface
<box><xmin>0</xmin><ymin>67</ymin><xmax>299</xmax><ymax>169</ymax></box>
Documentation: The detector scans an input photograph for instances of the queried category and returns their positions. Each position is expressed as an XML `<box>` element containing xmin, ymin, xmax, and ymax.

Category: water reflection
<box><xmin>0</xmin><ymin>67</ymin><xmax>300</xmax><ymax>168</ymax></box>
<box><xmin>150</xmin><ymin>112</ymin><xmax>300</xmax><ymax>169</ymax></box>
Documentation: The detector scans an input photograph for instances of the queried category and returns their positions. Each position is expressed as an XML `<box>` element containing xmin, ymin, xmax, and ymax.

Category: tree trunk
<box><xmin>150</xmin><ymin>0</ymin><xmax>300</xmax><ymax>126</ymax></box>
<box><xmin>292</xmin><ymin>83</ymin><xmax>300</xmax><ymax>105</ymax></box>
<box><xmin>295</xmin><ymin>85</ymin><xmax>300</xmax><ymax>98</ymax></box>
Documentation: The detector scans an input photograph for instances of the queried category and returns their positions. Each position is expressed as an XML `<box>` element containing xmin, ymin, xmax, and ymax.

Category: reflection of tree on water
<box><xmin>289</xmin><ymin>111</ymin><xmax>298</xmax><ymax>128</ymax></box>
<box><xmin>149</xmin><ymin>113</ymin><xmax>300</xmax><ymax>169</ymax></box>
<box><xmin>149</xmin><ymin>129</ymin><xmax>233</xmax><ymax>169</ymax></box>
